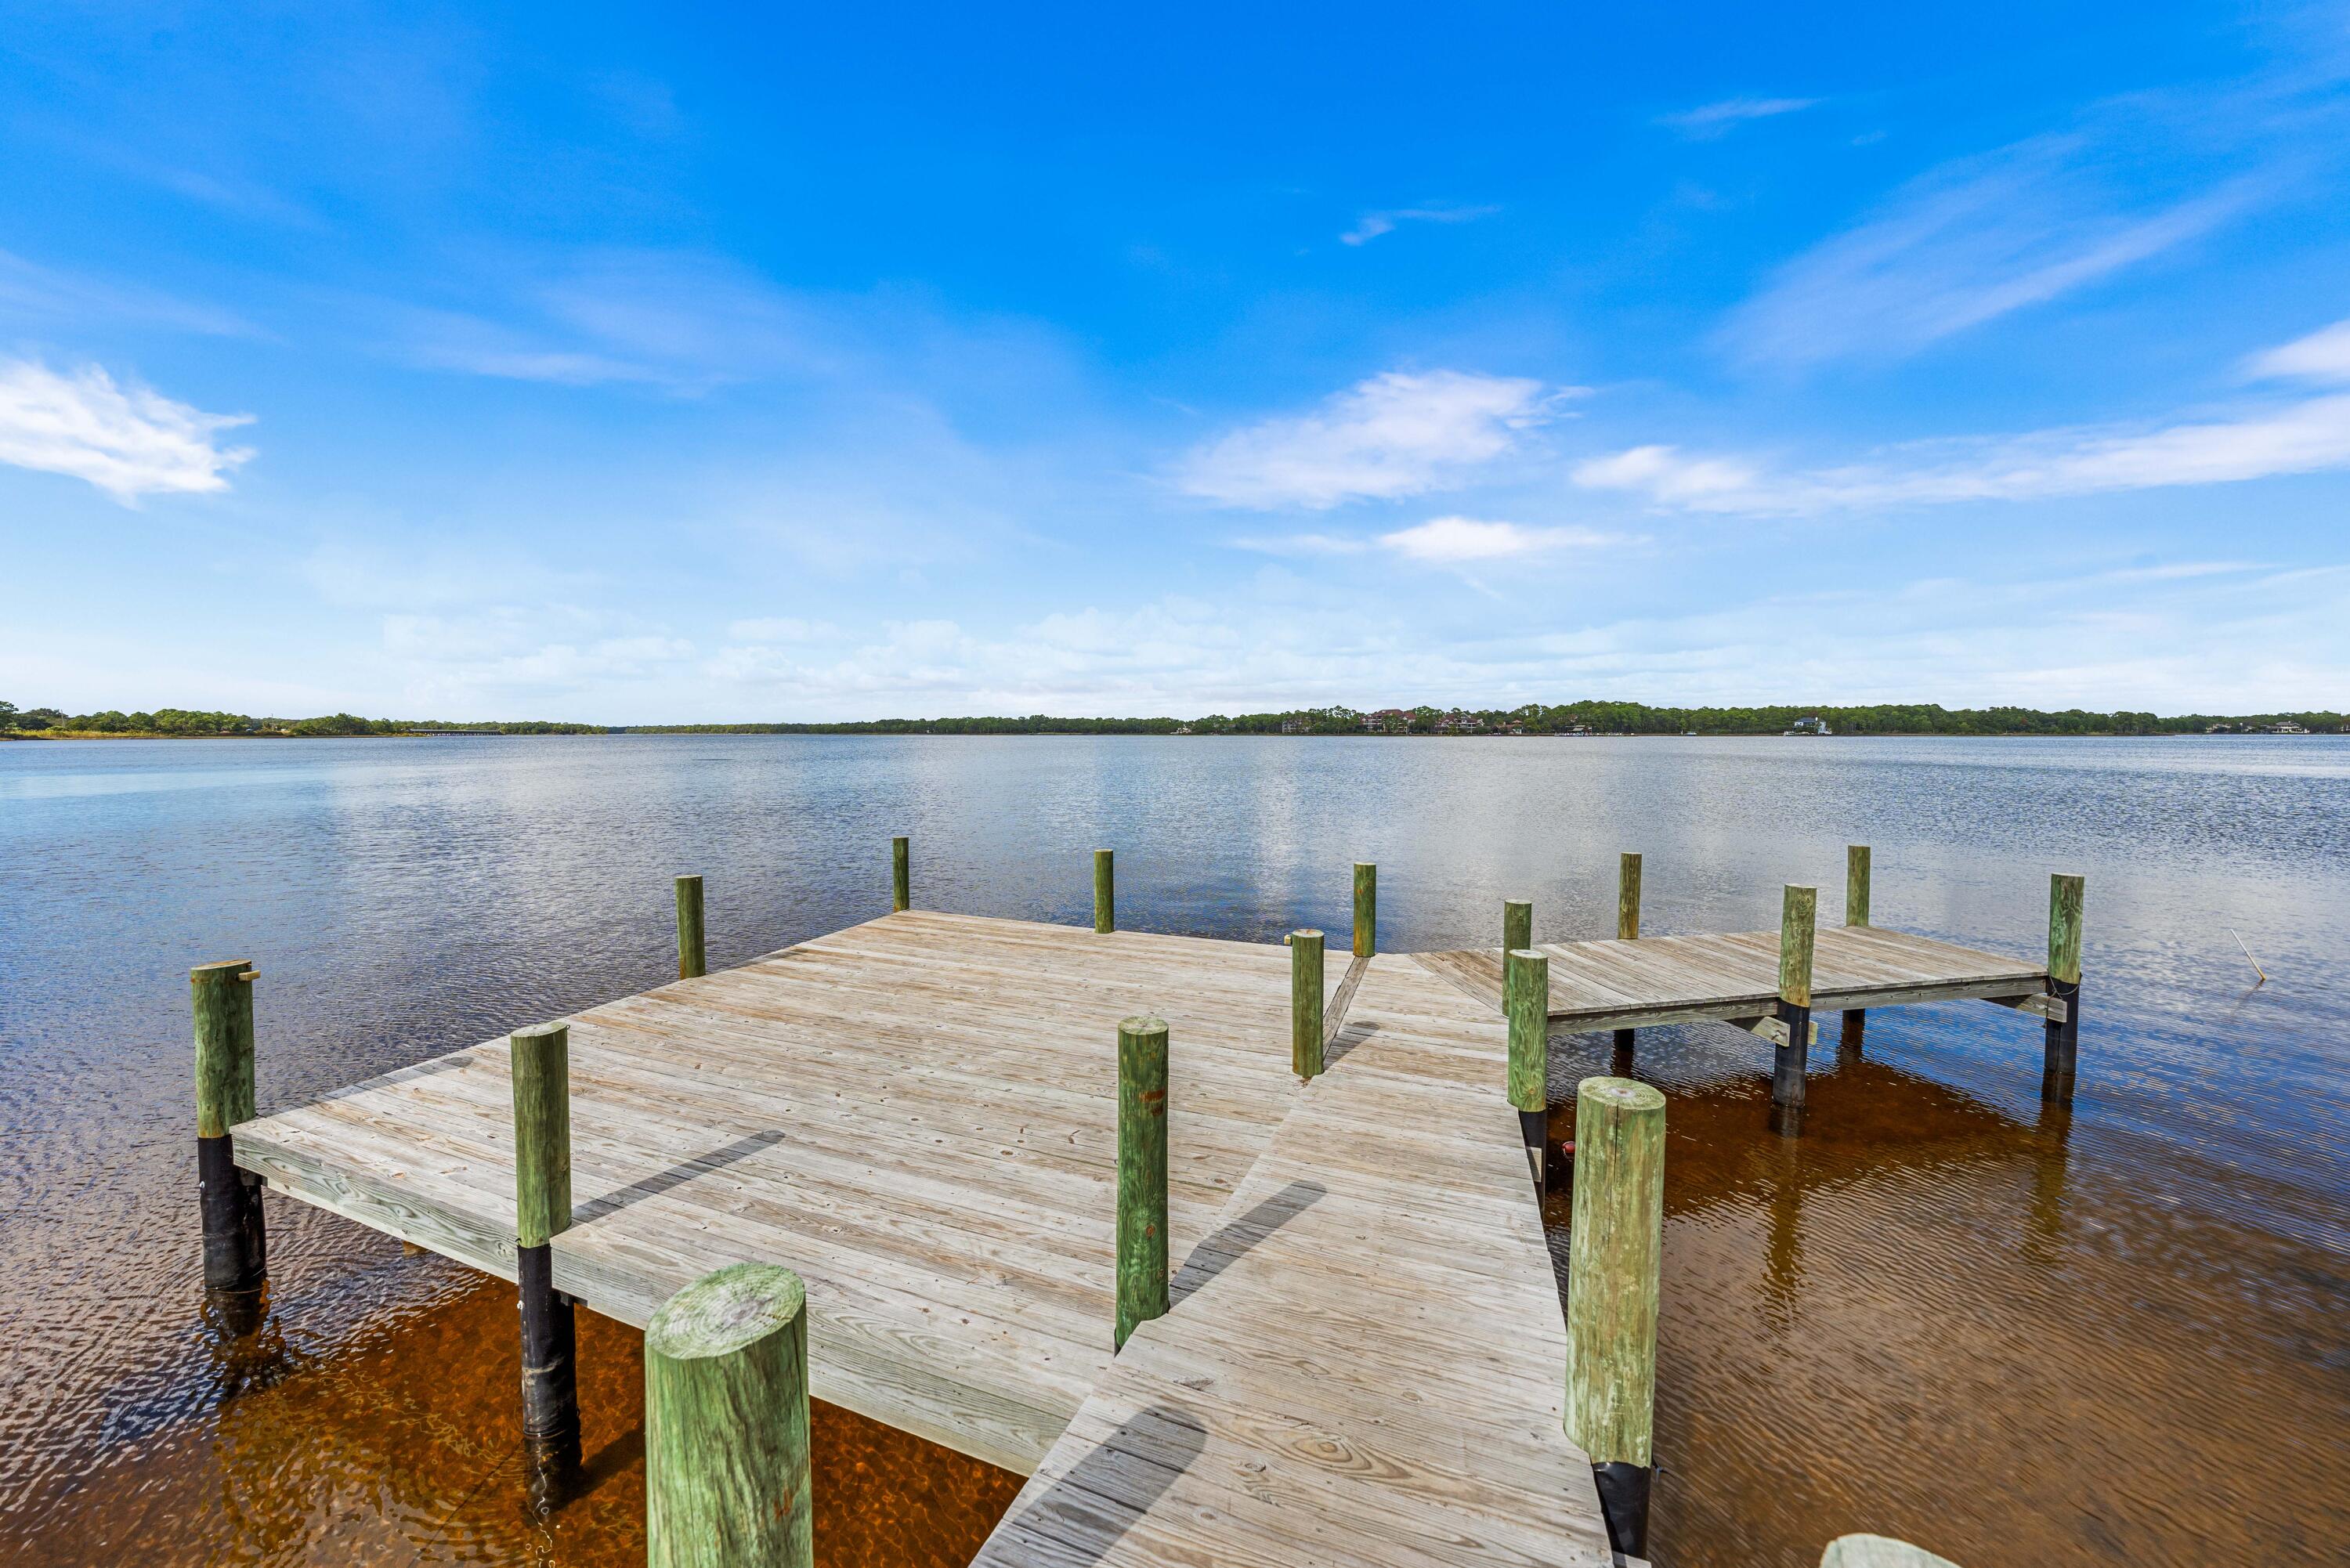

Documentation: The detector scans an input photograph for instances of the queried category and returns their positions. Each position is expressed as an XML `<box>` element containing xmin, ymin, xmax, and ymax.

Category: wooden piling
<box><xmin>1842</xmin><ymin>845</ymin><xmax>1871</xmax><ymax>1049</ymax></box>
<box><xmin>1502</xmin><ymin>898</ymin><xmax>1532</xmax><ymax>957</ymax></box>
<box><xmin>1353</xmin><ymin>862</ymin><xmax>1376</xmax><ymax>957</ymax></box>
<box><xmin>1291</xmin><ymin>930</ymin><xmax>1325</xmax><ymax>1081</ymax></box>
<box><xmin>1094</xmin><ymin>849</ymin><xmax>1115</xmax><ymax>934</ymax></box>
<box><xmin>511</xmin><ymin>1021</ymin><xmax>580</xmax><ymax>1482</ymax></box>
<box><xmin>192</xmin><ymin>960</ymin><xmax>266</xmax><ymax>1299</ymax></box>
<box><xmin>891</xmin><ymin>836</ymin><xmax>910</xmax><ymax>912</ymax></box>
<box><xmin>1773</xmin><ymin>885</ymin><xmax>1817</xmax><ymax>1135</ymax></box>
<box><xmin>1614</xmin><ymin>853</ymin><xmax>1642</xmax><ymax>1066</ymax></box>
<box><xmin>1115</xmin><ymin>1014</ymin><xmax>1170</xmax><ymax>1350</ymax></box>
<box><xmin>1563</xmin><ymin>1075</ymin><xmax>1665</xmax><ymax>1559</ymax></box>
<box><xmin>1506</xmin><ymin>948</ymin><xmax>1549</xmax><ymax>1185</ymax></box>
<box><xmin>645</xmin><ymin>1263</ymin><xmax>813</xmax><ymax>1568</ymax></box>
<box><xmin>675</xmin><ymin>875</ymin><xmax>707</xmax><ymax>981</ymax></box>
<box><xmin>2044</xmin><ymin>873</ymin><xmax>2084</xmax><ymax>1100</ymax></box>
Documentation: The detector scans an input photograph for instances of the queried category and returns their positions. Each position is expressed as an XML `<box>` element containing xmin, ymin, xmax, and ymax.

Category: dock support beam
<box><xmin>675</xmin><ymin>874</ymin><xmax>706</xmax><ymax>980</ymax></box>
<box><xmin>1094</xmin><ymin>849</ymin><xmax>1115</xmax><ymax>934</ymax></box>
<box><xmin>1614</xmin><ymin>853</ymin><xmax>1641</xmax><ymax>1071</ymax></box>
<box><xmin>1506</xmin><ymin>948</ymin><xmax>1549</xmax><ymax>1187</ymax></box>
<box><xmin>1291</xmin><ymin>930</ymin><xmax>1325</xmax><ymax>1081</ymax></box>
<box><xmin>1115</xmin><ymin>1014</ymin><xmax>1170</xmax><ymax>1350</ymax></box>
<box><xmin>1564</xmin><ymin>1076</ymin><xmax>1665</xmax><ymax>1560</ymax></box>
<box><xmin>1773</xmin><ymin>885</ymin><xmax>1817</xmax><ymax>1136</ymax></box>
<box><xmin>2043</xmin><ymin>873</ymin><xmax>2084</xmax><ymax>1102</ymax></box>
<box><xmin>1842</xmin><ymin>846</ymin><xmax>1869</xmax><ymax>1052</ymax></box>
<box><xmin>891</xmin><ymin>836</ymin><xmax>910</xmax><ymax>912</ymax></box>
<box><xmin>511</xmin><ymin>1021</ymin><xmax>580</xmax><ymax>1498</ymax></box>
<box><xmin>193</xmin><ymin>960</ymin><xmax>266</xmax><ymax>1324</ymax></box>
<box><xmin>1353</xmin><ymin>862</ymin><xmax>1376</xmax><ymax>958</ymax></box>
<box><xmin>646</xmin><ymin>1263</ymin><xmax>813</xmax><ymax>1568</ymax></box>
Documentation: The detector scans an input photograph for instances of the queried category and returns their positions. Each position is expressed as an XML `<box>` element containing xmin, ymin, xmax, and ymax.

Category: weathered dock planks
<box><xmin>233</xmin><ymin>911</ymin><xmax>1347</xmax><ymax>1473</ymax></box>
<box><xmin>971</xmin><ymin>956</ymin><xmax>1615</xmax><ymax>1568</ymax></box>
<box><xmin>1414</xmin><ymin>923</ymin><xmax>2046</xmax><ymax>1032</ymax></box>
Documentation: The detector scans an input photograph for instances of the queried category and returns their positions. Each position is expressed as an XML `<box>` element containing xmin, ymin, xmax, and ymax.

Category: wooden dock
<box><xmin>219</xmin><ymin>853</ymin><xmax>2075</xmax><ymax>1566</ymax></box>
<box><xmin>1414</xmin><ymin>923</ymin><xmax>2048</xmax><ymax>1032</ymax></box>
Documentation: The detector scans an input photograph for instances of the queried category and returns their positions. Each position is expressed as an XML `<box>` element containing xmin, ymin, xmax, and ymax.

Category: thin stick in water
<box><xmin>2229</xmin><ymin>928</ymin><xmax>2267</xmax><ymax>985</ymax></box>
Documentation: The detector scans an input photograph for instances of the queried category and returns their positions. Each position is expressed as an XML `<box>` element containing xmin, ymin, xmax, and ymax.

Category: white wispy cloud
<box><xmin>388</xmin><ymin>249</ymin><xmax>841</xmax><ymax>392</ymax></box>
<box><xmin>1658</xmin><ymin>96</ymin><xmax>1818</xmax><ymax>137</ymax></box>
<box><xmin>1722</xmin><ymin>131</ymin><xmax>2259</xmax><ymax>368</ymax></box>
<box><xmin>1235</xmin><ymin>517</ymin><xmax>1622</xmax><ymax>563</ymax></box>
<box><xmin>2243</xmin><ymin>317</ymin><xmax>2350</xmax><ymax>385</ymax></box>
<box><xmin>1177</xmin><ymin>370</ymin><xmax>1560</xmax><ymax>509</ymax></box>
<box><xmin>0</xmin><ymin>249</ymin><xmax>256</xmax><ymax>338</ymax></box>
<box><xmin>1340</xmin><ymin>204</ymin><xmax>1500</xmax><ymax>246</ymax></box>
<box><xmin>1574</xmin><ymin>322</ymin><xmax>2350</xmax><ymax>515</ymax></box>
<box><xmin>0</xmin><ymin>359</ymin><xmax>254</xmax><ymax>504</ymax></box>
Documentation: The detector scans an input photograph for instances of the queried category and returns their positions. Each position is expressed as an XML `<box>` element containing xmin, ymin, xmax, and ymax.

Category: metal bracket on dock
<box><xmin>1988</xmin><ymin>992</ymin><xmax>2067</xmax><ymax>1024</ymax></box>
<box><xmin>1726</xmin><ymin>1014</ymin><xmax>1817</xmax><ymax>1049</ymax></box>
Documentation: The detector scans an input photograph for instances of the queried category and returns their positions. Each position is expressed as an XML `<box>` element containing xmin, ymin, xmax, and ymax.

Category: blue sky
<box><xmin>3</xmin><ymin>1</ymin><xmax>2348</xmax><ymax>721</ymax></box>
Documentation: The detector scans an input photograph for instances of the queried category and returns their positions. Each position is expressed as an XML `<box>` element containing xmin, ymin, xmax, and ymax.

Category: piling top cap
<box><xmin>1119</xmin><ymin>1013</ymin><xmax>1169</xmax><ymax>1037</ymax></box>
<box><xmin>1291</xmin><ymin>927</ymin><xmax>1323</xmax><ymax>941</ymax></box>
<box><xmin>191</xmin><ymin>959</ymin><xmax>255</xmax><ymax>981</ymax></box>
<box><xmin>1577</xmin><ymin>1075</ymin><xmax>1665</xmax><ymax>1113</ymax></box>
<box><xmin>1506</xmin><ymin>947</ymin><xmax>1547</xmax><ymax>963</ymax></box>
<box><xmin>647</xmin><ymin>1262</ymin><xmax>806</xmax><ymax>1361</ymax></box>
<box><xmin>512</xmin><ymin>1019</ymin><xmax>570</xmax><ymax>1043</ymax></box>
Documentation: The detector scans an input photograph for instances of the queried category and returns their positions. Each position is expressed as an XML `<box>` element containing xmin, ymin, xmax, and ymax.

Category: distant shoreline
<box><xmin>8</xmin><ymin>726</ymin><xmax>2340</xmax><ymax>742</ymax></box>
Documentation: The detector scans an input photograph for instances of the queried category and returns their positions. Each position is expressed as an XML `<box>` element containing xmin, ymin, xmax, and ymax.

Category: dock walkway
<box><xmin>1415</xmin><ymin>923</ymin><xmax>2047</xmax><ymax>1031</ymax></box>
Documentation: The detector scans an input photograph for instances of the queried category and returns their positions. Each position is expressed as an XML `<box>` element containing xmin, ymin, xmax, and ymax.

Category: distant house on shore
<box><xmin>1784</xmin><ymin>715</ymin><xmax>1834</xmax><ymax>735</ymax></box>
<box><xmin>1434</xmin><ymin>711</ymin><xmax>1486</xmax><ymax>734</ymax></box>
<box><xmin>2268</xmin><ymin>721</ymin><xmax>2309</xmax><ymax>734</ymax></box>
<box><xmin>1361</xmin><ymin>709</ymin><xmax>1414</xmax><ymax>732</ymax></box>
<box><xmin>1280</xmin><ymin>718</ymin><xmax>1307</xmax><ymax>734</ymax></box>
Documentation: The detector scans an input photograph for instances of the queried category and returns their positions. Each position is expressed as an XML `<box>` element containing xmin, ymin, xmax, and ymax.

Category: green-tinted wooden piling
<box><xmin>1094</xmin><ymin>849</ymin><xmax>1115</xmax><ymax>934</ymax></box>
<box><xmin>891</xmin><ymin>836</ymin><xmax>910</xmax><ymax>912</ymax></box>
<box><xmin>193</xmin><ymin>960</ymin><xmax>258</xmax><ymax>1140</ymax></box>
<box><xmin>1564</xmin><ymin>1075</ymin><xmax>1665</xmax><ymax>1559</ymax></box>
<box><xmin>1502</xmin><ymin>898</ymin><xmax>1532</xmax><ymax>957</ymax></box>
<box><xmin>645</xmin><ymin>1263</ymin><xmax>812</xmax><ymax>1568</ymax></box>
<box><xmin>1290</xmin><ymin>930</ymin><xmax>1325</xmax><ymax>1080</ymax></box>
<box><xmin>675</xmin><ymin>875</ymin><xmax>707</xmax><ymax>981</ymax></box>
<box><xmin>1352</xmin><ymin>862</ymin><xmax>1376</xmax><ymax>957</ymax></box>
<box><xmin>1842</xmin><ymin>845</ymin><xmax>1871</xmax><ymax>1050</ymax></box>
<box><xmin>512</xmin><ymin>1023</ymin><xmax>573</xmax><ymax>1248</ymax></box>
<box><xmin>192</xmin><ymin>960</ymin><xmax>266</xmax><ymax>1299</ymax></box>
<box><xmin>1115</xmin><ymin>1014</ymin><xmax>1170</xmax><ymax>1350</ymax></box>
<box><xmin>1506</xmin><ymin>948</ymin><xmax>1549</xmax><ymax>1184</ymax></box>
<box><xmin>1614</xmin><ymin>852</ymin><xmax>1643</xmax><ymax>1066</ymax></box>
<box><xmin>2044</xmin><ymin>873</ymin><xmax>2085</xmax><ymax>1100</ymax></box>
<box><xmin>511</xmin><ymin>1021</ymin><xmax>580</xmax><ymax>1484</ymax></box>
<box><xmin>1773</xmin><ymin>885</ymin><xmax>1817</xmax><ymax>1134</ymax></box>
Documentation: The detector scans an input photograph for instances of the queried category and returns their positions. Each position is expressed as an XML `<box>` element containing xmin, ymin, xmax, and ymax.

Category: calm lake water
<box><xmin>2</xmin><ymin>733</ymin><xmax>2344</xmax><ymax>1566</ymax></box>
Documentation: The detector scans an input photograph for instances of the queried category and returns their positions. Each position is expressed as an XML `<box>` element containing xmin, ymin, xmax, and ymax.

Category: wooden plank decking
<box><xmin>972</xmin><ymin>954</ymin><xmax>1614</xmax><ymax>1567</ymax></box>
<box><xmin>1413</xmin><ymin>923</ymin><xmax>2046</xmax><ymax>1031</ymax></box>
<box><xmin>234</xmin><ymin>910</ymin><xmax>1349</xmax><ymax>1472</ymax></box>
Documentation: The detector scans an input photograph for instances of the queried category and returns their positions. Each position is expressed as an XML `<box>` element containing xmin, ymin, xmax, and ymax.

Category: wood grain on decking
<box><xmin>972</xmin><ymin>954</ymin><xmax>1614</xmax><ymax>1568</ymax></box>
<box><xmin>1415</xmin><ymin>923</ymin><xmax>2045</xmax><ymax>1031</ymax></box>
<box><xmin>233</xmin><ymin>911</ymin><xmax>1340</xmax><ymax>1473</ymax></box>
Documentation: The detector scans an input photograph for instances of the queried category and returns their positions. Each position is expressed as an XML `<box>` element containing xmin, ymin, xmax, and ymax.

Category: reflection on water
<box><xmin>2</xmin><ymin>734</ymin><xmax>2345</xmax><ymax>1566</ymax></box>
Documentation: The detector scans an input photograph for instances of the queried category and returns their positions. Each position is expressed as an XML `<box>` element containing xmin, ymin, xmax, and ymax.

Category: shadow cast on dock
<box><xmin>1170</xmin><ymin>1180</ymin><xmax>1325</xmax><ymax>1307</ymax></box>
<box><xmin>1000</xmin><ymin>1404</ymin><xmax>1208</xmax><ymax>1566</ymax></box>
<box><xmin>573</xmin><ymin>1129</ymin><xmax>786</xmax><ymax>1223</ymax></box>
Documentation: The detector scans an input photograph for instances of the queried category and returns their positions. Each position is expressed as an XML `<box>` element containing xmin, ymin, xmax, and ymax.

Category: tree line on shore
<box><xmin>5</xmin><ymin>698</ymin><xmax>2341</xmax><ymax>740</ymax></box>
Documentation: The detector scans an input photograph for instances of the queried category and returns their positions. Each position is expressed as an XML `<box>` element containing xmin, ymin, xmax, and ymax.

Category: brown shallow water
<box><xmin>3</xmin><ymin>734</ymin><xmax>2344</xmax><ymax>1565</ymax></box>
